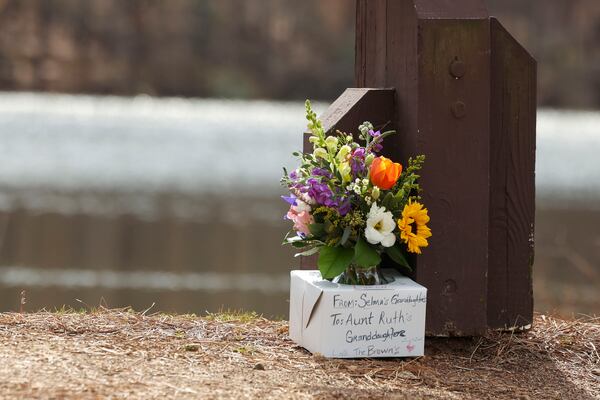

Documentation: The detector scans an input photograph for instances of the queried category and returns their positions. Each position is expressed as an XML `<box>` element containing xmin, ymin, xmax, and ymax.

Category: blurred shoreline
<box><xmin>0</xmin><ymin>204</ymin><xmax>597</xmax><ymax>318</ymax></box>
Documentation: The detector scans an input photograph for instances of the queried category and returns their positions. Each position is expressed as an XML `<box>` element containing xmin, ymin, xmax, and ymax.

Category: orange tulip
<box><xmin>370</xmin><ymin>156</ymin><xmax>402</xmax><ymax>190</ymax></box>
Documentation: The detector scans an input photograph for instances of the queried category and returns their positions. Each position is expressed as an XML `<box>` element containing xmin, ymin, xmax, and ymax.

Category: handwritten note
<box><xmin>328</xmin><ymin>291</ymin><xmax>426</xmax><ymax>357</ymax></box>
<box><xmin>289</xmin><ymin>270</ymin><xmax>427</xmax><ymax>358</ymax></box>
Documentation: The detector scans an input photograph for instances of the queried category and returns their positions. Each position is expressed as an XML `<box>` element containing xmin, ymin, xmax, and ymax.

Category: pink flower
<box><xmin>287</xmin><ymin>201</ymin><xmax>314</xmax><ymax>236</ymax></box>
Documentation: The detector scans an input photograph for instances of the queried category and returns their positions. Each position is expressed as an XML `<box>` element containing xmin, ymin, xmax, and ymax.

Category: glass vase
<box><xmin>332</xmin><ymin>264</ymin><xmax>390</xmax><ymax>285</ymax></box>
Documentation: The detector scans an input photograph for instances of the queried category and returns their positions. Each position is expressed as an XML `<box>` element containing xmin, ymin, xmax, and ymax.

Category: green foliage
<box><xmin>293</xmin><ymin>247</ymin><xmax>320</xmax><ymax>257</ymax></box>
<box><xmin>305</xmin><ymin>100</ymin><xmax>325</xmax><ymax>148</ymax></box>
<box><xmin>394</xmin><ymin>155</ymin><xmax>426</xmax><ymax>205</ymax></box>
<box><xmin>353</xmin><ymin>237</ymin><xmax>381</xmax><ymax>268</ymax></box>
<box><xmin>385</xmin><ymin>244</ymin><xmax>412</xmax><ymax>271</ymax></box>
<box><xmin>358</xmin><ymin>121</ymin><xmax>374</xmax><ymax>145</ymax></box>
<box><xmin>318</xmin><ymin>246</ymin><xmax>354</xmax><ymax>279</ymax></box>
<box><xmin>308</xmin><ymin>223</ymin><xmax>325</xmax><ymax>237</ymax></box>
<box><xmin>339</xmin><ymin>226</ymin><xmax>351</xmax><ymax>246</ymax></box>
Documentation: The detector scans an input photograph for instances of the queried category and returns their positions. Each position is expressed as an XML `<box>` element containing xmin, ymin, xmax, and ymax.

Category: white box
<box><xmin>289</xmin><ymin>269</ymin><xmax>427</xmax><ymax>358</ymax></box>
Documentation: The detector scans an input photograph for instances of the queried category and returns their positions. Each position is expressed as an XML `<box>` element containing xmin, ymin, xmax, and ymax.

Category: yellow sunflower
<box><xmin>397</xmin><ymin>200</ymin><xmax>432</xmax><ymax>254</ymax></box>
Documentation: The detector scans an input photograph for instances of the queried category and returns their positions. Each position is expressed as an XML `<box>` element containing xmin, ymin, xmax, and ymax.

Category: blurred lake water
<box><xmin>0</xmin><ymin>92</ymin><xmax>597</xmax><ymax>318</ymax></box>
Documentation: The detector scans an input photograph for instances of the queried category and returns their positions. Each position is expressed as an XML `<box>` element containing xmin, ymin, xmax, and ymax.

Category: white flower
<box><xmin>292</xmin><ymin>199</ymin><xmax>311</xmax><ymax>214</ymax></box>
<box><xmin>300</xmin><ymin>193</ymin><xmax>315</xmax><ymax>205</ymax></box>
<box><xmin>364</xmin><ymin>203</ymin><xmax>396</xmax><ymax>247</ymax></box>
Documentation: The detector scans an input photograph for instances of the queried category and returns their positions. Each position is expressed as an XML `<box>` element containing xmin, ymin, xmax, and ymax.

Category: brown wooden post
<box><xmin>487</xmin><ymin>18</ymin><xmax>536</xmax><ymax>330</ymax></box>
<box><xmin>302</xmin><ymin>1</ymin><xmax>535</xmax><ymax>336</ymax></box>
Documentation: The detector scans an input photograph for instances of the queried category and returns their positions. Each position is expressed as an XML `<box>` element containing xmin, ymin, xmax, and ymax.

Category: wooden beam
<box><xmin>488</xmin><ymin>18</ymin><xmax>536</xmax><ymax>330</ymax></box>
<box><xmin>416</xmin><ymin>17</ymin><xmax>491</xmax><ymax>336</ymax></box>
<box><xmin>354</xmin><ymin>0</ymin><xmax>535</xmax><ymax>335</ymax></box>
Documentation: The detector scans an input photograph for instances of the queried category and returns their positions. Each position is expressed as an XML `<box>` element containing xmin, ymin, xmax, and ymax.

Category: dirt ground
<box><xmin>0</xmin><ymin>310</ymin><xmax>598</xmax><ymax>399</ymax></box>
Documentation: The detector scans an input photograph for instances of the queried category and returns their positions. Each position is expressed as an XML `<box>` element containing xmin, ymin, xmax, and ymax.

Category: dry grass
<box><xmin>0</xmin><ymin>309</ymin><xmax>598</xmax><ymax>399</ymax></box>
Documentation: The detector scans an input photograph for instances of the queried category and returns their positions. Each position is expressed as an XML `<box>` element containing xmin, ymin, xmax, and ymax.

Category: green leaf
<box><xmin>381</xmin><ymin>192</ymin><xmax>394</xmax><ymax>210</ymax></box>
<box><xmin>283</xmin><ymin>235</ymin><xmax>306</xmax><ymax>247</ymax></box>
<box><xmin>377</xmin><ymin>130</ymin><xmax>397</xmax><ymax>141</ymax></box>
<box><xmin>294</xmin><ymin>247</ymin><xmax>321</xmax><ymax>257</ymax></box>
<box><xmin>318</xmin><ymin>246</ymin><xmax>354</xmax><ymax>279</ymax></box>
<box><xmin>394</xmin><ymin>189</ymin><xmax>406</xmax><ymax>201</ymax></box>
<box><xmin>290</xmin><ymin>241</ymin><xmax>309</xmax><ymax>248</ymax></box>
<box><xmin>386</xmin><ymin>244</ymin><xmax>412</xmax><ymax>271</ymax></box>
<box><xmin>285</xmin><ymin>235</ymin><xmax>303</xmax><ymax>242</ymax></box>
<box><xmin>353</xmin><ymin>237</ymin><xmax>381</xmax><ymax>268</ymax></box>
<box><xmin>309</xmin><ymin>223</ymin><xmax>325</xmax><ymax>237</ymax></box>
<box><xmin>339</xmin><ymin>226</ymin><xmax>351</xmax><ymax>246</ymax></box>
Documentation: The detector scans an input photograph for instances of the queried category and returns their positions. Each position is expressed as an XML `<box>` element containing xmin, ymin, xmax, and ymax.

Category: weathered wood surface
<box><xmin>488</xmin><ymin>18</ymin><xmax>536</xmax><ymax>330</ymax></box>
<box><xmin>304</xmin><ymin>0</ymin><xmax>537</xmax><ymax>335</ymax></box>
<box><xmin>302</xmin><ymin>88</ymin><xmax>395</xmax><ymax>156</ymax></box>
<box><xmin>416</xmin><ymin>17</ymin><xmax>491</xmax><ymax>335</ymax></box>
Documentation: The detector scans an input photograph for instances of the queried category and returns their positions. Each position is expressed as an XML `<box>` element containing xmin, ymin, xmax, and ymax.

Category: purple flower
<box><xmin>338</xmin><ymin>198</ymin><xmax>352</xmax><ymax>216</ymax></box>
<box><xmin>289</xmin><ymin>170</ymin><xmax>298</xmax><ymax>179</ymax></box>
<box><xmin>351</xmin><ymin>160</ymin><xmax>364</xmax><ymax>175</ymax></box>
<box><xmin>307</xmin><ymin>178</ymin><xmax>336</xmax><ymax>207</ymax></box>
<box><xmin>281</xmin><ymin>193</ymin><xmax>297</xmax><ymax>206</ymax></box>
<box><xmin>311</xmin><ymin>167</ymin><xmax>333</xmax><ymax>179</ymax></box>
<box><xmin>368</xmin><ymin>130</ymin><xmax>384</xmax><ymax>152</ymax></box>
<box><xmin>350</xmin><ymin>148</ymin><xmax>366</xmax><ymax>175</ymax></box>
<box><xmin>303</xmin><ymin>171</ymin><xmax>355</xmax><ymax>215</ymax></box>
<box><xmin>353</xmin><ymin>148</ymin><xmax>366</xmax><ymax>158</ymax></box>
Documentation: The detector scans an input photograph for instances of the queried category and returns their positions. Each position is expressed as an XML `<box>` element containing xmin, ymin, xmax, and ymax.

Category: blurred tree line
<box><xmin>0</xmin><ymin>0</ymin><xmax>598</xmax><ymax>109</ymax></box>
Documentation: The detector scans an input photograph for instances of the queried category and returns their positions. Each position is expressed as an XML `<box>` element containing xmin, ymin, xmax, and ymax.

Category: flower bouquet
<box><xmin>282</xmin><ymin>101</ymin><xmax>431</xmax><ymax>285</ymax></box>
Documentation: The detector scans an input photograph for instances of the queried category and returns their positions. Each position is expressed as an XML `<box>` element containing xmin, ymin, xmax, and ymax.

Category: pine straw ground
<box><xmin>0</xmin><ymin>310</ymin><xmax>598</xmax><ymax>400</ymax></box>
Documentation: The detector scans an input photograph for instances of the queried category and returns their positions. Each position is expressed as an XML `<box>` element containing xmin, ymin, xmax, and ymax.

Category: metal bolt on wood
<box><xmin>451</xmin><ymin>101</ymin><xmax>467</xmax><ymax>119</ymax></box>
<box><xmin>450</xmin><ymin>59</ymin><xmax>466</xmax><ymax>78</ymax></box>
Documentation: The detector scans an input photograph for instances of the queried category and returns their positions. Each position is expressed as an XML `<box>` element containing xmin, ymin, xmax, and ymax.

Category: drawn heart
<box><xmin>406</xmin><ymin>343</ymin><xmax>415</xmax><ymax>352</ymax></box>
